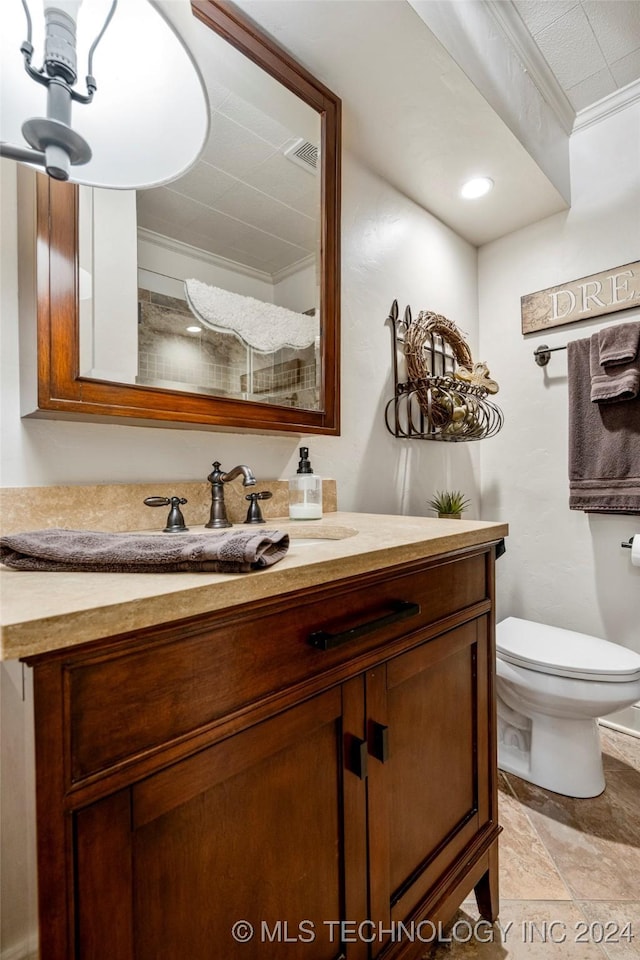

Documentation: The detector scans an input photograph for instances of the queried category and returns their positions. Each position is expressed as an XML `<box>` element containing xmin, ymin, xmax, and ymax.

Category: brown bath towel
<box><xmin>598</xmin><ymin>320</ymin><xmax>640</xmax><ymax>367</ymax></box>
<box><xmin>590</xmin><ymin>331</ymin><xmax>640</xmax><ymax>403</ymax></box>
<box><xmin>568</xmin><ymin>336</ymin><xmax>640</xmax><ymax>514</ymax></box>
<box><xmin>0</xmin><ymin>528</ymin><xmax>290</xmax><ymax>573</ymax></box>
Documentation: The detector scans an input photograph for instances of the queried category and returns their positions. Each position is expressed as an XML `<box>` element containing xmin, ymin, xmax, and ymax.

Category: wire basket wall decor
<box><xmin>384</xmin><ymin>300</ymin><xmax>503</xmax><ymax>442</ymax></box>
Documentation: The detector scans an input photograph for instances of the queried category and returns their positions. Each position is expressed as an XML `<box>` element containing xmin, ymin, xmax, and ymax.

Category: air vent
<box><xmin>284</xmin><ymin>138</ymin><xmax>318</xmax><ymax>174</ymax></box>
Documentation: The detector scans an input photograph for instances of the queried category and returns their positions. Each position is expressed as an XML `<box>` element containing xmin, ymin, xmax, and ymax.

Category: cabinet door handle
<box><xmin>346</xmin><ymin>736</ymin><xmax>368</xmax><ymax>780</ymax></box>
<box><xmin>369</xmin><ymin>721</ymin><xmax>390</xmax><ymax>763</ymax></box>
<box><xmin>308</xmin><ymin>600</ymin><xmax>420</xmax><ymax>651</ymax></box>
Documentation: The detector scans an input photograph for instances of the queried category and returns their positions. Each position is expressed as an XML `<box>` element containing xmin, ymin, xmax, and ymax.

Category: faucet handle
<box><xmin>244</xmin><ymin>491</ymin><xmax>272</xmax><ymax>525</ymax></box>
<box><xmin>144</xmin><ymin>496</ymin><xmax>189</xmax><ymax>533</ymax></box>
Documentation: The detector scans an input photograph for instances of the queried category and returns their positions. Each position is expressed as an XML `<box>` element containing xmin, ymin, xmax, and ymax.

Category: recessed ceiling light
<box><xmin>460</xmin><ymin>177</ymin><xmax>494</xmax><ymax>199</ymax></box>
<box><xmin>186</xmin><ymin>325</ymin><xmax>202</xmax><ymax>333</ymax></box>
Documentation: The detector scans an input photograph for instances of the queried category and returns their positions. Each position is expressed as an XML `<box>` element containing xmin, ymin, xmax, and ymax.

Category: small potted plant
<box><xmin>428</xmin><ymin>490</ymin><xmax>470</xmax><ymax>519</ymax></box>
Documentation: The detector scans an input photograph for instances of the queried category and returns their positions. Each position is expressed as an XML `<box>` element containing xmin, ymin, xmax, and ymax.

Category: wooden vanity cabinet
<box><xmin>28</xmin><ymin>543</ymin><xmax>501</xmax><ymax>960</ymax></box>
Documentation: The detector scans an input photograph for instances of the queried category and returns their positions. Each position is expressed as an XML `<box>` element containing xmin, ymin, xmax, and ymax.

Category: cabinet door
<box><xmin>366</xmin><ymin>618</ymin><xmax>494</xmax><ymax>949</ymax></box>
<box><xmin>74</xmin><ymin>685</ymin><xmax>368</xmax><ymax>960</ymax></box>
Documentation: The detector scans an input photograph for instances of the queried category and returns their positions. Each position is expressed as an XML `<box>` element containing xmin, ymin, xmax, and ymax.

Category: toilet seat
<box><xmin>496</xmin><ymin>617</ymin><xmax>640</xmax><ymax>683</ymax></box>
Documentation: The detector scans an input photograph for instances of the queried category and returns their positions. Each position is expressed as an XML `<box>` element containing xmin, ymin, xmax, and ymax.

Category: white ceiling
<box><xmin>514</xmin><ymin>0</ymin><xmax>640</xmax><ymax>111</ymax></box>
<box><xmin>141</xmin><ymin>0</ymin><xmax>640</xmax><ymax>268</ymax></box>
<box><xmin>137</xmin><ymin>95</ymin><xmax>320</xmax><ymax>277</ymax></box>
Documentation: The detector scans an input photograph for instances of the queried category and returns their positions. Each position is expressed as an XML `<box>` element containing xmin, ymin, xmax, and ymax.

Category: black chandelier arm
<box><xmin>0</xmin><ymin>142</ymin><xmax>46</xmax><ymax>167</ymax></box>
<box><xmin>21</xmin><ymin>52</ymin><xmax>49</xmax><ymax>88</ymax></box>
<box><xmin>21</xmin><ymin>41</ymin><xmax>95</xmax><ymax>104</ymax></box>
<box><xmin>87</xmin><ymin>0</ymin><xmax>118</xmax><ymax>78</ymax></box>
<box><xmin>20</xmin><ymin>0</ymin><xmax>33</xmax><ymax>44</ymax></box>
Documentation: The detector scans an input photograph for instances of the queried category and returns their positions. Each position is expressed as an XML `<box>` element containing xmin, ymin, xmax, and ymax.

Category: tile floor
<box><xmin>426</xmin><ymin>726</ymin><xmax>640</xmax><ymax>959</ymax></box>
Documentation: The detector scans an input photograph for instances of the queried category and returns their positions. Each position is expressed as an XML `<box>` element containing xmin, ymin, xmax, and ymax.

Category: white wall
<box><xmin>137</xmin><ymin>231</ymin><xmax>275</xmax><ymax>303</ymax></box>
<box><xmin>479</xmin><ymin>102</ymin><xmax>640</xmax><ymax>653</ymax></box>
<box><xmin>82</xmin><ymin>188</ymin><xmax>139</xmax><ymax>382</ymax></box>
<box><xmin>273</xmin><ymin>260</ymin><xmax>317</xmax><ymax>314</ymax></box>
<box><xmin>0</xmin><ymin>665</ymin><xmax>37</xmax><ymax>960</ymax></box>
<box><xmin>1</xmin><ymin>153</ymin><xmax>479</xmax><ymax>510</ymax></box>
<box><xmin>0</xmin><ymin>151</ymin><xmax>478</xmax><ymax>958</ymax></box>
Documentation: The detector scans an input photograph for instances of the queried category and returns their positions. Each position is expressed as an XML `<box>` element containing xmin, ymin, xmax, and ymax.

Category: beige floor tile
<box><xmin>601</xmin><ymin>727</ymin><xmax>640</xmax><ymax>775</ymax></box>
<box><xmin>504</xmin><ymin>766</ymin><xmax>640</xmax><ymax>900</ymax></box>
<box><xmin>421</xmin><ymin>730</ymin><xmax>638</xmax><ymax>960</ymax></box>
<box><xmin>497</xmin><ymin>775</ymin><xmax>571</xmax><ymax>902</ymax></box>
<box><xmin>577</xmin><ymin>902</ymin><xmax>640</xmax><ymax>960</ymax></box>
<box><xmin>422</xmin><ymin>900</ymin><xmax>608</xmax><ymax>959</ymax></box>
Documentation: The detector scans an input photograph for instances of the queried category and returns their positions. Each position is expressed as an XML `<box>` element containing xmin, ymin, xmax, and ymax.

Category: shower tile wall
<box><xmin>137</xmin><ymin>289</ymin><xmax>244</xmax><ymax>394</ymax></box>
<box><xmin>137</xmin><ymin>289</ymin><xmax>318</xmax><ymax>408</ymax></box>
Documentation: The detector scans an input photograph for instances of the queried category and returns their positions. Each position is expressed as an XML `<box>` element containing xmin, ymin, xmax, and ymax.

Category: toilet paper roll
<box><xmin>632</xmin><ymin>536</ymin><xmax>640</xmax><ymax>567</ymax></box>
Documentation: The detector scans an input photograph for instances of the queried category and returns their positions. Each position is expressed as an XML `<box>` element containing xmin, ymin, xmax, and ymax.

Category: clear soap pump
<box><xmin>289</xmin><ymin>447</ymin><xmax>323</xmax><ymax>520</ymax></box>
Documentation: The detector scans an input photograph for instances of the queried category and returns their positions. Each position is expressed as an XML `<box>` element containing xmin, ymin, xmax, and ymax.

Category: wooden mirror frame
<box><xmin>32</xmin><ymin>0</ymin><xmax>341</xmax><ymax>435</ymax></box>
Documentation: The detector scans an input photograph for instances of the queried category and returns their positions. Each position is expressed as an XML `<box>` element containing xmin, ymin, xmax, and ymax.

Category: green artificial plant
<box><xmin>427</xmin><ymin>489</ymin><xmax>471</xmax><ymax>518</ymax></box>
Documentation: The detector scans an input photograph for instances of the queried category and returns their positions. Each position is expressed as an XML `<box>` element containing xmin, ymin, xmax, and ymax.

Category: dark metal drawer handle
<box><xmin>308</xmin><ymin>600</ymin><xmax>420</xmax><ymax>651</ymax></box>
<box><xmin>346</xmin><ymin>735</ymin><xmax>368</xmax><ymax>780</ymax></box>
<box><xmin>369</xmin><ymin>721</ymin><xmax>390</xmax><ymax>763</ymax></box>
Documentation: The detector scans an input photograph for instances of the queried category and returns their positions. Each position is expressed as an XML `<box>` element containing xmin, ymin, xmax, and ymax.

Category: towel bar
<box><xmin>534</xmin><ymin>343</ymin><xmax>567</xmax><ymax>366</ymax></box>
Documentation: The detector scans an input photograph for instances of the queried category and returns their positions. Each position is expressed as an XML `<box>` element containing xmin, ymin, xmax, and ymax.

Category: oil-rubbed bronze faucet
<box><xmin>206</xmin><ymin>461</ymin><xmax>256</xmax><ymax>528</ymax></box>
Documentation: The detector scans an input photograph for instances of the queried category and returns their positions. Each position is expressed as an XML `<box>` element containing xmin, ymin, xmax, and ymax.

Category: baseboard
<box><xmin>0</xmin><ymin>937</ymin><xmax>38</xmax><ymax>960</ymax></box>
<box><xmin>600</xmin><ymin>703</ymin><xmax>640</xmax><ymax>739</ymax></box>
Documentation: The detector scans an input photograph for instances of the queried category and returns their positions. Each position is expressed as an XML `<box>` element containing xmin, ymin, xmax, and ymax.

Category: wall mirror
<box><xmin>29</xmin><ymin>0</ymin><xmax>341</xmax><ymax>434</ymax></box>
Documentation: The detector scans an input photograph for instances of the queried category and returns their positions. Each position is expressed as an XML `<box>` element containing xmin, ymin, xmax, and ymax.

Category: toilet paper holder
<box><xmin>621</xmin><ymin>536</ymin><xmax>635</xmax><ymax>549</ymax></box>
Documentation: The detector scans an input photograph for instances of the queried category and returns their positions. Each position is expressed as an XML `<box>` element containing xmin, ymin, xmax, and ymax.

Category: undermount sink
<box><xmin>138</xmin><ymin>522</ymin><xmax>358</xmax><ymax>541</ymax></box>
<box><xmin>285</xmin><ymin>523</ymin><xmax>358</xmax><ymax>544</ymax></box>
<box><xmin>291</xmin><ymin>538</ymin><xmax>341</xmax><ymax>547</ymax></box>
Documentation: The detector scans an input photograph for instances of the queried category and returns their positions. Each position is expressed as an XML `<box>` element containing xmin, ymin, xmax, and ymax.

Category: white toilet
<box><xmin>495</xmin><ymin>617</ymin><xmax>640</xmax><ymax>798</ymax></box>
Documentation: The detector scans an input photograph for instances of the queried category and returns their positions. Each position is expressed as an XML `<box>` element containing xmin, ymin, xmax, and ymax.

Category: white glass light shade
<box><xmin>1</xmin><ymin>0</ymin><xmax>210</xmax><ymax>189</ymax></box>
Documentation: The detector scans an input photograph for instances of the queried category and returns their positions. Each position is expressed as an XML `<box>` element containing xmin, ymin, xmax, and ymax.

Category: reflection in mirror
<box><xmin>30</xmin><ymin>0</ymin><xmax>340</xmax><ymax>435</ymax></box>
<box><xmin>78</xmin><ymin>12</ymin><xmax>322</xmax><ymax>411</ymax></box>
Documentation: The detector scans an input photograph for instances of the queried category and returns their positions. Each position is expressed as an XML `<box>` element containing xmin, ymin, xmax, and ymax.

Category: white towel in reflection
<box><xmin>184</xmin><ymin>279</ymin><xmax>318</xmax><ymax>354</ymax></box>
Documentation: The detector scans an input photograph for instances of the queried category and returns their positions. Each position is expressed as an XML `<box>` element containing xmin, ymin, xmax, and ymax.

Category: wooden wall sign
<box><xmin>521</xmin><ymin>260</ymin><xmax>640</xmax><ymax>334</ymax></box>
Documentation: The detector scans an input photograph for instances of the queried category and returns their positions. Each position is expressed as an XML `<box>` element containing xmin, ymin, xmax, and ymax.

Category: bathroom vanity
<box><xmin>1</xmin><ymin>513</ymin><xmax>507</xmax><ymax>959</ymax></box>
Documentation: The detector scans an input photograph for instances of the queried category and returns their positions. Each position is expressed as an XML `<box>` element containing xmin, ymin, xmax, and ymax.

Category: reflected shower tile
<box><xmin>577</xmin><ymin>902</ymin><xmax>640</xmax><ymax>960</ymax></box>
<box><xmin>498</xmin><ymin>774</ymin><xmax>571</xmax><ymax>902</ymax></box>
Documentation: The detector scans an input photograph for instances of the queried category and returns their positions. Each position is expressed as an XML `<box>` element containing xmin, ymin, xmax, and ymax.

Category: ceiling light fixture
<box><xmin>460</xmin><ymin>177</ymin><xmax>494</xmax><ymax>199</ymax></box>
<box><xmin>0</xmin><ymin>0</ymin><xmax>209</xmax><ymax>189</ymax></box>
<box><xmin>186</xmin><ymin>325</ymin><xmax>202</xmax><ymax>334</ymax></box>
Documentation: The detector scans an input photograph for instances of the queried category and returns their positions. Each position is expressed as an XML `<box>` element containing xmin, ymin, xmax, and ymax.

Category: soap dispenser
<box><xmin>289</xmin><ymin>447</ymin><xmax>323</xmax><ymax>520</ymax></box>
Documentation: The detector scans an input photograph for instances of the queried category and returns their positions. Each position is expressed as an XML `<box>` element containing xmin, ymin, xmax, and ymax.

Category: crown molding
<box><xmin>573</xmin><ymin>78</ymin><xmax>640</xmax><ymax>132</ymax></box>
<box><xmin>136</xmin><ymin>228</ymin><xmax>274</xmax><ymax>284</ymax></box>
<box><xmin>137</xmin><ymin>229</ymin><xmax>314</xmax><ymax>286</ymax></box>
<box><xmin>485</xmin><ymin>0</ymin><xmax>575</xmax><ymax>136</ymax></box>
<box><xmin>271</xmin><ymin>254</ymin><xmax>315</xmax><ymax>285</ymax></box>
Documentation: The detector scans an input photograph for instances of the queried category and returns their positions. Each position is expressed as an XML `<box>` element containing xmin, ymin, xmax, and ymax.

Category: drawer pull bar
<box><xmin>308</xmin><ymin>600</ymin><xmax>420</xmax><ymax>651</ymax></box>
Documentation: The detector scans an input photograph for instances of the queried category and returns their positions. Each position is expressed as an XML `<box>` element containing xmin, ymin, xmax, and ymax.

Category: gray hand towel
<box><xmin>590</xmin><ymin>331</ymin><xmax>640</xmax><ymax>403</ymax></box>
<box><xmin>0</xmin><ymin>528</ymin><xmax>290</xmax><ymax>573</ymax></box>
<box><xmin>569</xmin><ymin>337</ymin><xmax>640</xmax><ymax>514</ymax></box>
<box><xmin>598</xmin><ymin>320</ymin><xmax>640</xmax><ymax>367</ymax></box>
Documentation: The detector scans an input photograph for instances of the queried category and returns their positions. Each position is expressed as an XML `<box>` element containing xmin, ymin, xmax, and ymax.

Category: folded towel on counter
<box><xmin>568</xmin><ymin>336</ymin><xmax>640</xmax><ymax>514</ymax></box>
<box><xmin>598</xmin><ymin>320</ymin><xmax>640</xmax><ymax>368</ymax></box>
<box><xmin>590</xmin><ymin>331</ymin><xmax>640</xmax><ymax>403</ymax></box>
<box><xmin>0</xmin><ymin>528</ymin><xmax>290</xmax><ymax>573</ymax></box>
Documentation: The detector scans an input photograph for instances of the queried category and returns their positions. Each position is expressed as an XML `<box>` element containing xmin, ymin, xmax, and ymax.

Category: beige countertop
<box><xmin>0</xmin><ymin>512</ymin><xmax>508</xmax><ymax>661</ymax></box>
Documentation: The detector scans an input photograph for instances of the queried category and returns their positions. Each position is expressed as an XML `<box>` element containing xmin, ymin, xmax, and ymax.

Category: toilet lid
<box><xmin>496</xmin><ymin>617</ymin><xmax>640</xmax><ymax>682</ymax></box>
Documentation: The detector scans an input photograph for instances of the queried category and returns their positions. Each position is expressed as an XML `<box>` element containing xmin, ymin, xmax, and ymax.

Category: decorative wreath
<box><xmin>404</xmin><ymin>311</ymin><xmax>499</xmax><ymax>434</ymax></box>
<box><xmin>405</xmin><ymin>311</ymin><xmax>473</xmax><ymax>383</ymax></box>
